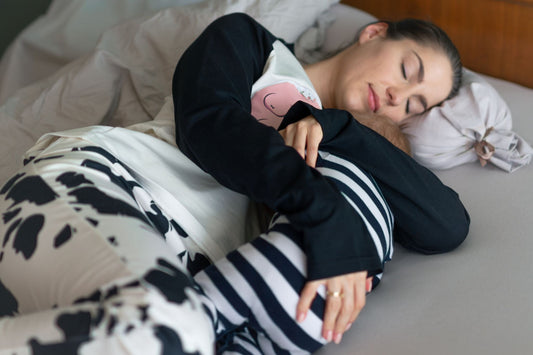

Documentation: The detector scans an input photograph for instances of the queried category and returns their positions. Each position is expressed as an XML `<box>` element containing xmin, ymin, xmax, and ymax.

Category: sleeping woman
<box><xmin>173</xmin><ymin>12</ymin><xmax>469</xmax><ymax>349</ymax></box>
<box><xmin>0</xmin><ymin>13</ymin><xmax>469</xmax><ymax>355</ymax></box>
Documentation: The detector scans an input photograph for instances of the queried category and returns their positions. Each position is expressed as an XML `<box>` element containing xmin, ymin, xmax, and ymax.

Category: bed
<box><xmin>0</xmin><ymin>1</ymin><xmax>532</xmax><ymax>354</ymax></box>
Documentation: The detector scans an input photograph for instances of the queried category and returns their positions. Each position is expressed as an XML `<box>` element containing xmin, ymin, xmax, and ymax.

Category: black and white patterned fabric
<box><xmin>0</xmin><ymin>144</ymin><xmax>392</xmax><ymax>355</ymax></box>
<box><xmin>196</xmin><ymin>152</ymin><xmax>393</xmax><ymax>354</ymax></box>
<box><xmin>0</xmin><ymin>145</ymin><xmax>214</xmax><ymax>354</ymax></box>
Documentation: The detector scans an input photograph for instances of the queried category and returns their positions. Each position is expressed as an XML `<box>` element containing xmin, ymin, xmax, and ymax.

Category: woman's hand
<box><xmin>296</xmin><ymin>271</ymin><xmax>373</xmax><ymax>344</ymax></box>
<box><xmin>279</xmin><ymin>115</ymin><xmax>323</xmax><ymax>167</ymax></box>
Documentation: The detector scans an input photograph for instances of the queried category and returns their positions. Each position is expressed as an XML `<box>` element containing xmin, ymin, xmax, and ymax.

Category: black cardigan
<box><xmin>172</xmin><ymin>13</ymin><xmax>470</xmax><ymax>280</ymax></box>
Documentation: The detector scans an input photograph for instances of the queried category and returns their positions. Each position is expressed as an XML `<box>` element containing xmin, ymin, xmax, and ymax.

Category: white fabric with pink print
<box><xmin>250</xmin><ymin>40</ymin><xmax>321</xmax><ymax>128</ymax></box>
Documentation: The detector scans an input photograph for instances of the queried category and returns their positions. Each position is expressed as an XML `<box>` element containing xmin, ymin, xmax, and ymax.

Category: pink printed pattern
<box><xmin>251</xmin><ymin>82</ymin><xmax>320</xmax><ymax>129</ymax></box>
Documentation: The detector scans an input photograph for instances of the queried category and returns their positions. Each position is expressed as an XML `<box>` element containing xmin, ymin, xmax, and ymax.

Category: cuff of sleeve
<box><xmin>308</xmin><ymin>106</ymin><xmax>354</xmax><ymax>143</ymax></box>
<box><xmin>278</xmin><ymin>101</ymin><xmax>313</xmax><ymax>130</ymax></box>
<box><xmin>306</xmin><ymin>256</ymin><xmax>383</xmax><ymax>281</ymax></box>
<box><xmin>279</xmin><ymin>102</ymin><xmax>356</xmax><ymax>143</ymax></box>
<box><xmin>302</xmin><ymin>195</ymin><xmax>383</xmax><ymax>281</ymax></box>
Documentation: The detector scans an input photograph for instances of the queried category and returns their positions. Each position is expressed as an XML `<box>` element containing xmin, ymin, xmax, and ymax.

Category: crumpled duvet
<box><xmin>0</xmin><ymin>0</ymin><xmax>339</xmax><ymax>185</ymax></box>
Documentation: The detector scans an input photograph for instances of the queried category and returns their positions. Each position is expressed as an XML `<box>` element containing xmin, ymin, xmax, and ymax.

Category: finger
<box><xmin>292</xmin><ymin>126</ymin><xmax>307</xmax><ymax>160</ymax></box>
<box><xmin>349</xmin><ymin>277</ymin><xmax>367</xmax><ymax>326</ymax></box>
<box><xmin>279</xmin><ymin>128</ymin><xmax>294</xmax><ymax>148</ymax></box>
<box><xmin>366</xmin><ymin>277</ymin><xmax>373</xmax><ymax>293</ymax></box>
<box><xmin>322</xmin><ymin>283</ymin><xmax>342</xmax><ymax>342</ymax></box>
<box><xmin>305</xmin><ymin>127</ymin><xmax>322</xmax><ymax>167</ymax></box>
<box><xmin>333</xmin><ymin>283</ymin><xmax>354</xmax><ymax>344</ymax></box>
<box><xmin>279</xmin><ymin>128</ymin><xmax>286</xmax><ymax>141</ymax></box>
<box><xmin>296</xmin><ymin>282</ymin><xmax>320</xmax><ymax>323</ymax></box>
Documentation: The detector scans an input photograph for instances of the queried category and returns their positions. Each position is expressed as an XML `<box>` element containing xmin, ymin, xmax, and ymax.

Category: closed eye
<box><xmin>401</xmin><ymin>63</ymin><xmax>411</xmax><ymax>114</ymax></box>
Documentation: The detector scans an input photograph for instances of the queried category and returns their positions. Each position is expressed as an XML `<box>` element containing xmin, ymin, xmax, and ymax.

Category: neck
<box><xmin>304</xmin><ymin>55</ymin><xmax>338</xmax><ymax>109</ymax></box>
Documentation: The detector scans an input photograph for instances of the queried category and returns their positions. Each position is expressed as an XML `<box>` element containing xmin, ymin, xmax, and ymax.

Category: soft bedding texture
<box><xmin>1</xmin><ymin>1</ymin><xmax>533</xmax><ymax>354</ymax></box>
<box><xmin>402</xmin><ymin>69</ymin><xmax>533</xmax><ymax>172</ymax></box>
<box><xmin>0</xmin><ymin>0</ymin><xmax>339</xmax><ymax>186</ymax></box>
<box><xmin>0</xmin><ymin>0</ymin><xmax>204</xmax><ymax>103</ymax></box>
<box><xmin>2</xmin><ymin>0</ymin><xmax>528</xmax><ymax>185</ymax></box>
<box><xmin>0</xmin><ymin>0</ymin><xmax>335</xmax><ymax>104</ymax></box>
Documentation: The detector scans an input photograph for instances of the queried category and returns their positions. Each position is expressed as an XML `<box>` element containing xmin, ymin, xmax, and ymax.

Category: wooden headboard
<box><xmin>341</xmin><ymin>0</ymin><xmax>533</xmax><ymax>89</ymax></box>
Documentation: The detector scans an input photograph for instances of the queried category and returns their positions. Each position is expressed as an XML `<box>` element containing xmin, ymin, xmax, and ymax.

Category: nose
<box><xmin>386</xmin><ymin>86</ymin><xmax>409</xmax><ymax>106</ymax></box>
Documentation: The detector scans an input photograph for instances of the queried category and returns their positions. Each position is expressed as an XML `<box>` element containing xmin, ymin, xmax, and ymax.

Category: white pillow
<box><xmin>295</xmin><ymin>3</ymin><xmax>377</xmax><ymax>64</ymax></box>
<box><xmin>401</xmin><ymin>69</ymin><xmax>533</xmax><ymax>172</ymax></box>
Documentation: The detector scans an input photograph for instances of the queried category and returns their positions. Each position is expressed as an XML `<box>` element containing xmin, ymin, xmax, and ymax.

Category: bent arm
<box><xmin>172</xmin><ymin>13</ymin><xmax>382</xmax><ymax>280</ymax></box>
<box><xmin>295</xmin><ymin>103</ymin><xmax>470</xmax><ymax>253</ymax></box>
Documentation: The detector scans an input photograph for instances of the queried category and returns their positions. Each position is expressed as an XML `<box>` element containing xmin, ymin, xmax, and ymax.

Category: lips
<box><xmin>368</xmin><ymin>84</ymin><xmax>380</xmax><ymax>113</ymax></box>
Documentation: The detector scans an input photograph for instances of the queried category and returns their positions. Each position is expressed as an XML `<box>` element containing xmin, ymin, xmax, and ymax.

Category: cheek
<box><xmin>380</xmin><ymin>107</ymin><xmax>405</xmax><ymax>124</ymax></box>
<box><xmin>338</xmin><ymin>82</ymin><xmax>365</xmax><ymax>113</ymax></box>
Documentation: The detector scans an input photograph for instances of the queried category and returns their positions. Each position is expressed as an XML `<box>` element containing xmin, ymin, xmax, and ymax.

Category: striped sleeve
<box><xmin>194</xmin><ymin>151</ymin><xmax>393</xmax><ymax>354</ymax></box>
<box><xmin>316</xmin><ymin>152</ymin><xmax>394</xmax><ymax>266</ymax></box>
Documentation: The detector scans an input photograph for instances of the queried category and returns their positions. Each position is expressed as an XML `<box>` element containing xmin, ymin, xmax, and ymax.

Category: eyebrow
<box><xmin>413</xmin><ymin>50</ymin><xmax>425</xmax><ymax>83</ymax></box>
<box><xmin>412</xmin><ymin>50</ymin><xmax>427</xmax><ymax>111</ymax></box>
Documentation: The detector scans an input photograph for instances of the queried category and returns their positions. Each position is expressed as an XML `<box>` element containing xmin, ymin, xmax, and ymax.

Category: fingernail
<box><xmin>334</xmin><ymin>333</ymin><xmax>343</xmax><ymax>344</ymax></box>
<box><xmin>366</xmin><ymin>280</ymin><xmax>372</xmax><ymax>293</ymax></box>
<box><xmin>345</xmin><ymin>322</ymin><xmax>352</xmax><ymax>331</ymax></box>
<box><xmin>297</xmin><ymin>312</ymin><xmax>306</xmax><ymax>323</ymax></box>
<box><xmin>325</xmin><ymin>330</ymin><xmax>333</xmax><ymax>342</ymax></box>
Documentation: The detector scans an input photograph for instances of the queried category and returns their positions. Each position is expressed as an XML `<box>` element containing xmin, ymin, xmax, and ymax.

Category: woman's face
<box><xmin>333</xmin><ymin>23</ymin><xmax>453</xmax><ymax>124</ymax></box>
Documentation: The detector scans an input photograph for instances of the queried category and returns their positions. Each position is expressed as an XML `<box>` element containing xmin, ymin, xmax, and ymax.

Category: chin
<box><xmin>350</xmin><ymin>110</ymin><xmax>373</xmax><ymax>120</ymax></box>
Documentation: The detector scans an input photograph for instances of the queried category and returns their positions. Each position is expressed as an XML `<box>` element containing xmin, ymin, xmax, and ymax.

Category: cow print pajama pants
<box><xmin>0</xmin><ymin>142</ymin><xmax>392</xmax><ymax>354</ymax></box>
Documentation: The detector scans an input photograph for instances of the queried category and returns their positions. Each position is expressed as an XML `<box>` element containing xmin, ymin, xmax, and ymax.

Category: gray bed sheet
<box><xmin>317</xmin><ymin>74</ymin><xmax>533</xmax><ymax>355</ymax></box>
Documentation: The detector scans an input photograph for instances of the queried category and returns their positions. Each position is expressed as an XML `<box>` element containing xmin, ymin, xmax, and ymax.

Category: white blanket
<box><xmin>0</xmin><ymin>0</ymin><xmax>206</xmax><ymax>104</ymax></box>
<box><xmin>0</xmin><ymin>0</ymin><xmax>339</xmax><ymax>186</ymax></box>
<box><xmin>26</xmin><ymin>96</ymin><xmax>251</xmax><ymax>263</ymax></box>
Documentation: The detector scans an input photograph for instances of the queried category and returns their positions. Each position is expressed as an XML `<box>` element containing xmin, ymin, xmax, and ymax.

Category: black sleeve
<box><xmin>284</xmin><ymin>102</ymin><xmax>471</xmax><ymax>254</ymax></box>
<box><xmin>172</xmin><ymin>13</ymin><xmax>383</xmax><ymax>280</ymax></box>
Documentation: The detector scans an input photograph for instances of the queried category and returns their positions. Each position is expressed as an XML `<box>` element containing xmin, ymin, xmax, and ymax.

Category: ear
<box><xmin>358</xmin><ymin>22</ymin><xmax>389</xmax><ymax>44</ymax></box>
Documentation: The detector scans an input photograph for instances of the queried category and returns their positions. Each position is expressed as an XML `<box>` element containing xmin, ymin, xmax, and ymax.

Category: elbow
<box><xmin>435</xmin><ymin>209</ymin><xmax>470</xmax><ymax>253</ymax></box>
<box><xmin>421</xmin><ymin>195</ymin><xmax>471</xmax><ymax>254</ymax></box>
<box><xmin>398</xmin><ymin>207</ymin><xmax>470</xmax><ymax>254</ymax></box>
